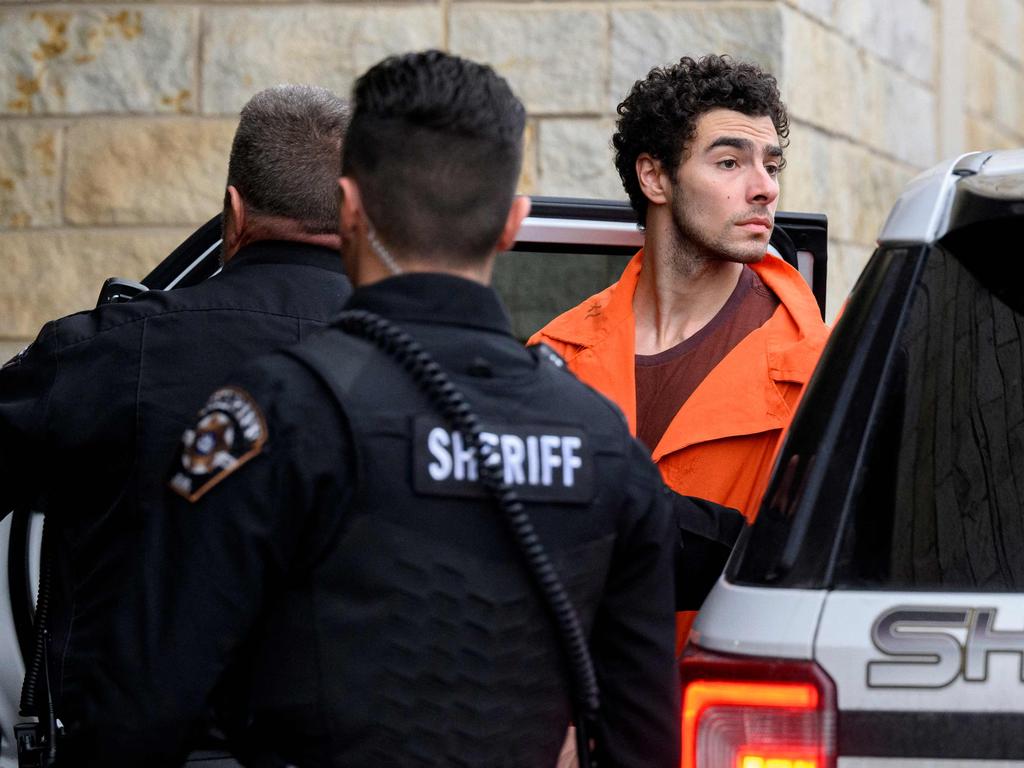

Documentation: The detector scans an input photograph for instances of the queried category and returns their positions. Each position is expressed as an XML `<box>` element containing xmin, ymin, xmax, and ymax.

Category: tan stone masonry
<box><xmin>1</xmin><ymin>0</ymin><xmax>1022</xmax><ymax>345</ymax></box>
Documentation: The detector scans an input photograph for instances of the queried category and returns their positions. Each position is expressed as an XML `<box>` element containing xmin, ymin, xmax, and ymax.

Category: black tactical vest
<box><xmin>239</xmin><ymin>325</ymin><xmax>635</xmax><ymax>767</ymax></box>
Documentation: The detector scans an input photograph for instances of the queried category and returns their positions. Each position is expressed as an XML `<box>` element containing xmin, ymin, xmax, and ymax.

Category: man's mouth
<box><xmin>736</xmin><ymin>216</ymin><xmax>773</xmax><ymax>232</ymax></box>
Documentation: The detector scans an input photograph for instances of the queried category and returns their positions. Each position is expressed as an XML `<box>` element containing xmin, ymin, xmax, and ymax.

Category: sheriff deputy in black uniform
<box><xmin>91</xmin><ymin>51</ymin><xmax>682</xmax><ymax>767</ymax></box>
<box><xmin>0</xmin><ymin>84</ymin><xmax>352</xmax><ymax>753</ymax></box>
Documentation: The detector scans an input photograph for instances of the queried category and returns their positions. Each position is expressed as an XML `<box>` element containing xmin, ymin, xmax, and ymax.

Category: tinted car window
<box><xmin>733</xmin><ymin>235</ymin><xmax>1024</xmax><ymax>592</ymax></box>
<box><xmin>835</xmin><ymin>235</ymin><xmax>1024</xmax><ymax>590</ymax></box>
<box><xmin>730</xmin><ymin>245</ymin><xmax>922</xmax><ymax>588</ymax></box>
<box><xmin>492</xmin><ymin>250</ymin><xmax>631</xmax><ymax>340</ymax></box>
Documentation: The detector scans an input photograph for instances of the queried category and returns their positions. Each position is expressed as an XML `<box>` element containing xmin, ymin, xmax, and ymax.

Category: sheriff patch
<box><xmin>412</xmin><ymin>416</ymin><xmax>594</xmax><ymax>503</ymax></box>
<box><xmin>169</xmin><ymin>386</ymin><xmax>267</xmax><ymax>502</ymax></box>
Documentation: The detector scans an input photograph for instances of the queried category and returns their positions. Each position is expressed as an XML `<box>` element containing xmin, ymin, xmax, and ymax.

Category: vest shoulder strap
<box><xmin>281</xmin><ymin>330</ymin><xmax>380</xmax><ymax>409</ymax></box>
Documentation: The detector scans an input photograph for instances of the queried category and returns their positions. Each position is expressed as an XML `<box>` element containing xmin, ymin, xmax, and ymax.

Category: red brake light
<box><xmin>737</xmin><ymin>754</ymin><xmax>818</xmax><ymax>768</ymax></box>
<box><xmin>679</xmin><ymin>647</ymin><xmax>836</xmax><ymax>768</ymax></box>
<box><xmin>736</xmin><ymin>752</ymin><xmax>818</xmax><ymax>768</ymax></box>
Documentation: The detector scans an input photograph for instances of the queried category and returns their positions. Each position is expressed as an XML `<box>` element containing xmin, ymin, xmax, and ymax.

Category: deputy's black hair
<box><xmin>342</xmin><ymin>50</ymin><xmax>526</xmax><ymax>265</ymax></box>
<box><xmin>613</xmin><ymin>54</ymin><xmax>790</xmax><ymax>226</ymax></box>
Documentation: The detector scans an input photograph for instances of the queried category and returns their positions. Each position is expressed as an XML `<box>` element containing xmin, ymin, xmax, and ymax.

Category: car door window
<box><xmin>491</xmin><ymin>249</ymin><xmax>631</xmax><ymax>340</ymax></box>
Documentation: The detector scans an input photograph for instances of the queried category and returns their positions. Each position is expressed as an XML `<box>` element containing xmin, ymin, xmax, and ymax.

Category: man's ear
<box><xmin>636</xmin><ymin>153</ymin><xmax>670</xmax><ymax>206</ymax></box>
<box><xmin>338</xmin><ymin>177</ymin><xmax>364</xmax><ymax>238</ymax></box>
<box><xmin>495</xmin><ymin>195</ymin><xmax>531</xmax><ymax>252</ymax></box>
<box><xmin>222</xmin><ymin>185</ymin><xmax>246</xmax><ymax>260</ymax></box>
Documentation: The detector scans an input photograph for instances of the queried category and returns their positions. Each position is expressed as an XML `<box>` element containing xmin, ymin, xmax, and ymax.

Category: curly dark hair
<box><xmin>342</xmin><ymin>50</ymin><xmax>526</xmax><ymax>264</ymax></box>
<box><xmin>613</xmin><ymin>54</ymin><xmax>790</xmax><ymax>225</ymax></box>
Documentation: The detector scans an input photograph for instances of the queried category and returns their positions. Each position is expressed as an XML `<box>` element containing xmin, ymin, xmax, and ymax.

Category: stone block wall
<box><xmin>2</xmin><ymin>0</ymin><xmax>1023</xmax><ymax>358</ymax></box>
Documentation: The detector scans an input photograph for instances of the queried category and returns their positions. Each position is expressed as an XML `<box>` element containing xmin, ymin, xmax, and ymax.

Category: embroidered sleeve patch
<box><xmin>169</xmin><ymin>386</ymin><xmax>268</xmax><ymax>502</ymax></box>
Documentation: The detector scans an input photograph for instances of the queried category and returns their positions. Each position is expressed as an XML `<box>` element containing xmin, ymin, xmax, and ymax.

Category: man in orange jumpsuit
<box><xmin>531</xmin><ymin>54</ymin><xmax>828</xmax><ymax>645</ymax></box>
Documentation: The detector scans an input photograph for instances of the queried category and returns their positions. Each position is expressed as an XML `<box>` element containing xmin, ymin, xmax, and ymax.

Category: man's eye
<box><xmin>718</xmin><ymin>159</ymin><xmax>737</xmax><ymax>169</ymax></box>
<box><xmin>765</xmin><ymin>164</ymin><xmax>780</xmax><ymax>177</ymax></box>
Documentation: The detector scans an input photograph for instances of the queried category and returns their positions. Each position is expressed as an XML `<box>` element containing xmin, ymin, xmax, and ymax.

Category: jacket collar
<box><xmin>345</xmin><ymin>273</ymin><xmax>514</xmax><ymax>336</ymax></box>
<box><xmin>750</xmin><ymin>253</ymin><xmax>828</xmax><ymax>381</ymax></box>
<box><xmin>540</xmin><ymin>249</ymin><xmax>827</xmax><ymax>457</ymax></box>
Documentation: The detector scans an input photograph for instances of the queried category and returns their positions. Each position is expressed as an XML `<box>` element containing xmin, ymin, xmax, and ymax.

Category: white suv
<box><xmin>684</xmin><ymin>150</ymin><xmax>1024</xmax><ymax>767</ymax></box>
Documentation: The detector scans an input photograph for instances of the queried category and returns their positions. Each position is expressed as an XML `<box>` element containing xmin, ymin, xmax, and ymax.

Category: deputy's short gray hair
<box><xmin>227</xmin><ymin>84</ymin><xmax>350</xmax><ymax>234</ymax></box>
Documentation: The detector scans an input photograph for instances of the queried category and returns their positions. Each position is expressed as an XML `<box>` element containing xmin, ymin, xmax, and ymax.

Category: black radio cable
<box><xmin>17</xmin><ymin>516</ymin><xmax>60</xmax><ymax>767</ymax></box>
<box><xmin>337</xmin><ymin>309</ymin><xmax>602</xmax><ymax>766</ymax></box>
<box><xmin>19</xmin><ymin>518</ymin><xmax>52</xmax><ymax>718</ymax></box>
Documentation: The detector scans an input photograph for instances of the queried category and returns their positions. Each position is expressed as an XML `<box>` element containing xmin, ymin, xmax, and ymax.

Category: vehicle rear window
<box><xmin>729</xmin><ymin>245</ymin><xmax>921</xmax><ymax>589</ymax></box>
<box><xmin>835</xmin><ymin>234</ymin><xmax>1024</xmax><ymax>591</ymax></box>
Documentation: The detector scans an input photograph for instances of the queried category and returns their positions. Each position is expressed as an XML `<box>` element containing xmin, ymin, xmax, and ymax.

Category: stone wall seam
<box><xmin>531</xmin><ymin>112</ymin><xmax>610</xmax><ymax>119</ymax></box>
<box><xmin>453</xmin><ymin>1</ymin><xmax>606</xmax><ymax>8</ymax></box>
<box><xmin>780</xmin><ymin>0</ymin><xmax>935</xmax><ymax>89</ymax></box>
<box><xmin>195</xmin><ymin>4</ymin><xmax>204</xmax><ymax>115</ymax></box>
<box><xmin>441</xmin><ymin>0</ymin><xmax>450</xmax><ymax>49</ymax></box>
<box><xmin>790</xmin><ymin>117</ymin><xmax>921</xmax><ymax>175</ymax></box>
<box><xmin>4</xmin><ymin>113</ymin><xmax>234</xmax><ymax>123</ymax></box>
<box><xmin>2</xmin><ymin>6</ymin><xmax>201</xmax><ymax>116</ymax></box>
<box><xmin>608</xmin><ymin>1</ymin><xmax>777</xmax><ymax>9</ymax></box>
<box><xmin>597</xmin><ymin>5</ymin><xmax>615</xmax><ymax>116</ymax></box>
<box><xmin>200</xmin><ymin>4</ymin><xmax>445</xmax><ymax>114</ymax></box>
<box><xmin>2</xmin><ymin>225</ymin><xmax>203</xmax><ymax>235</ymax></box>
<box><xmin>982</xmin><ymin>44</ymin><xmax>1024</xmax><ymax>72</ymax></box>
<box><xmin>2</xmin><ymin>0</ymin><xmax>1022</xmax><ymax>336</ymax></box>
<box><xmin>450</xmin><ymin>3</ymin><xmax>610</xmax><ymax>115</ymax></box>
<box><xmin>57</xmin><ymin>119</ymin><xmax>66</xmax><ymax>229</ymax></box>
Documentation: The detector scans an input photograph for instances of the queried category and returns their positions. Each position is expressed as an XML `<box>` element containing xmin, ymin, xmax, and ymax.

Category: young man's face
<box><xmin>668</xmin><ymin>107</ymin><xmax>782</xmax><ymax>264</ymax></box>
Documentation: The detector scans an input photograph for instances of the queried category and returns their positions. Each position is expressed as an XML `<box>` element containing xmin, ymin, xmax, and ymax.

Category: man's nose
<box><xmin>748</xmin><ymin>166</ymin><xmax>779</xmax><ymax>204</ymax></box>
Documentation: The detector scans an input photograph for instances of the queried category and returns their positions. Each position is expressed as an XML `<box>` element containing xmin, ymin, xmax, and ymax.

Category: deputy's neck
<box><xmin>353</xmin><ymin>244</ymin><xmax>494</xmax><ymax>288</ymax></box>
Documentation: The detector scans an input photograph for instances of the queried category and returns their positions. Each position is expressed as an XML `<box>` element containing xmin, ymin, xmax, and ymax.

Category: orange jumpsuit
<box><xmin>530</xmin><ymin>250</ymin><xmax>829</xmax><ymax>646</ymax></box>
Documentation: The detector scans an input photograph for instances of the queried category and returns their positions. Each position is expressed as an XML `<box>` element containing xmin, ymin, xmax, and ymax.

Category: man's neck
<box><xmin>223</xmin><ymin>215</ymin><xmax>341</xmax><ymax>263</ymax></box>
<box><xmin>351</xmin><ymin>239</ymin><xmax>494</xmax><ymax>288</ymax></box>
<box><xmin>633</xmin><ymin>222</ymin><xmax>745</xmax><ymax>356</ymax></box>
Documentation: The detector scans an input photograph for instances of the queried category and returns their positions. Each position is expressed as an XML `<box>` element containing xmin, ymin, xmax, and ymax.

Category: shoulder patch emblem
<box><xmin>169</xmin><ymin>386</ymin><xmax>267</xmax><ymax>502</ymax></box>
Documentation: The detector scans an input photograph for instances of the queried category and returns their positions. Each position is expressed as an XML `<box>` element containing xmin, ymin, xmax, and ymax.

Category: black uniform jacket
<box><xmin>0</xmin><ymin>241</ymin><xmax>351</xmax><ymax>725</ymax></box>
<box><xmin>94</xmin><ymin>273</ymin><xmax>681</xmax><ymax>768</ymax></box>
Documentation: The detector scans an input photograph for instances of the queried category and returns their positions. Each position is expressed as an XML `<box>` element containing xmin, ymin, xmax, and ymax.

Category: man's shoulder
<box><xmin>531</xmin><ymin>249</ymin><xmax>642</xmax><ymax>352</ymax></box>
<box><xmin>528</xmin><ymin>280</ymin><xmax>623</xmax><ymax>353</ymax></box>
<box><xmin>33</xmin><ymin>294</ymin><xmax>168</xmax><ymax>356</ymax></box>
<box><xmin>19</xmin><ymin>276</ymin><xmax>290</xmax><ymax>364</ymax></box>
<box><xmin>38</xmin><ymin>280</ymin><xmax>241</xmax><ymax>350</ymax></box>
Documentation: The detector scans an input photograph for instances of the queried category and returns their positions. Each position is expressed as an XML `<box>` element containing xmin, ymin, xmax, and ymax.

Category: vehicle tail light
<box><xmin>679</xmin><ymin>646</ymin><xmax>836</xmax><ymax>768</ymax></box>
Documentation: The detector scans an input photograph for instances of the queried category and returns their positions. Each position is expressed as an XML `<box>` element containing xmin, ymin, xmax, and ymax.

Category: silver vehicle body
<box><xmin>689</xmin><ymin>149</ymin><xmax>1024</xmax><ymax>767</ymax></box>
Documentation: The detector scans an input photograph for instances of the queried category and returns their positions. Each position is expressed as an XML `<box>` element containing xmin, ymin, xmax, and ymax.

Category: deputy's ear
<box><xmin>636</xmin><ymin>153</ymin><xmax>670</xmax><ymax>206</ymax></box>
<box><xmin>222</xmin><ymin>185</ymin><xmax>246</xmax><ymax>260</ymax></box>
<box><xmin>338</xmin><ymin>177</ymin><xmax>363</xmax><ymax>238</ymax></box>
<box><xmin>496</xmin><ymin>195</ymin><xmax>531</xmax><ymax>252</ymax></box>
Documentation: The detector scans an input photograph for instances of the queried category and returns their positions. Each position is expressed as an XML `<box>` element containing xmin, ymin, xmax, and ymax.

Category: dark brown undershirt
<box><xmin>635</xmin><ymin>266</ymin><xmax>780</xmax><ymax>452</ymax></box>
